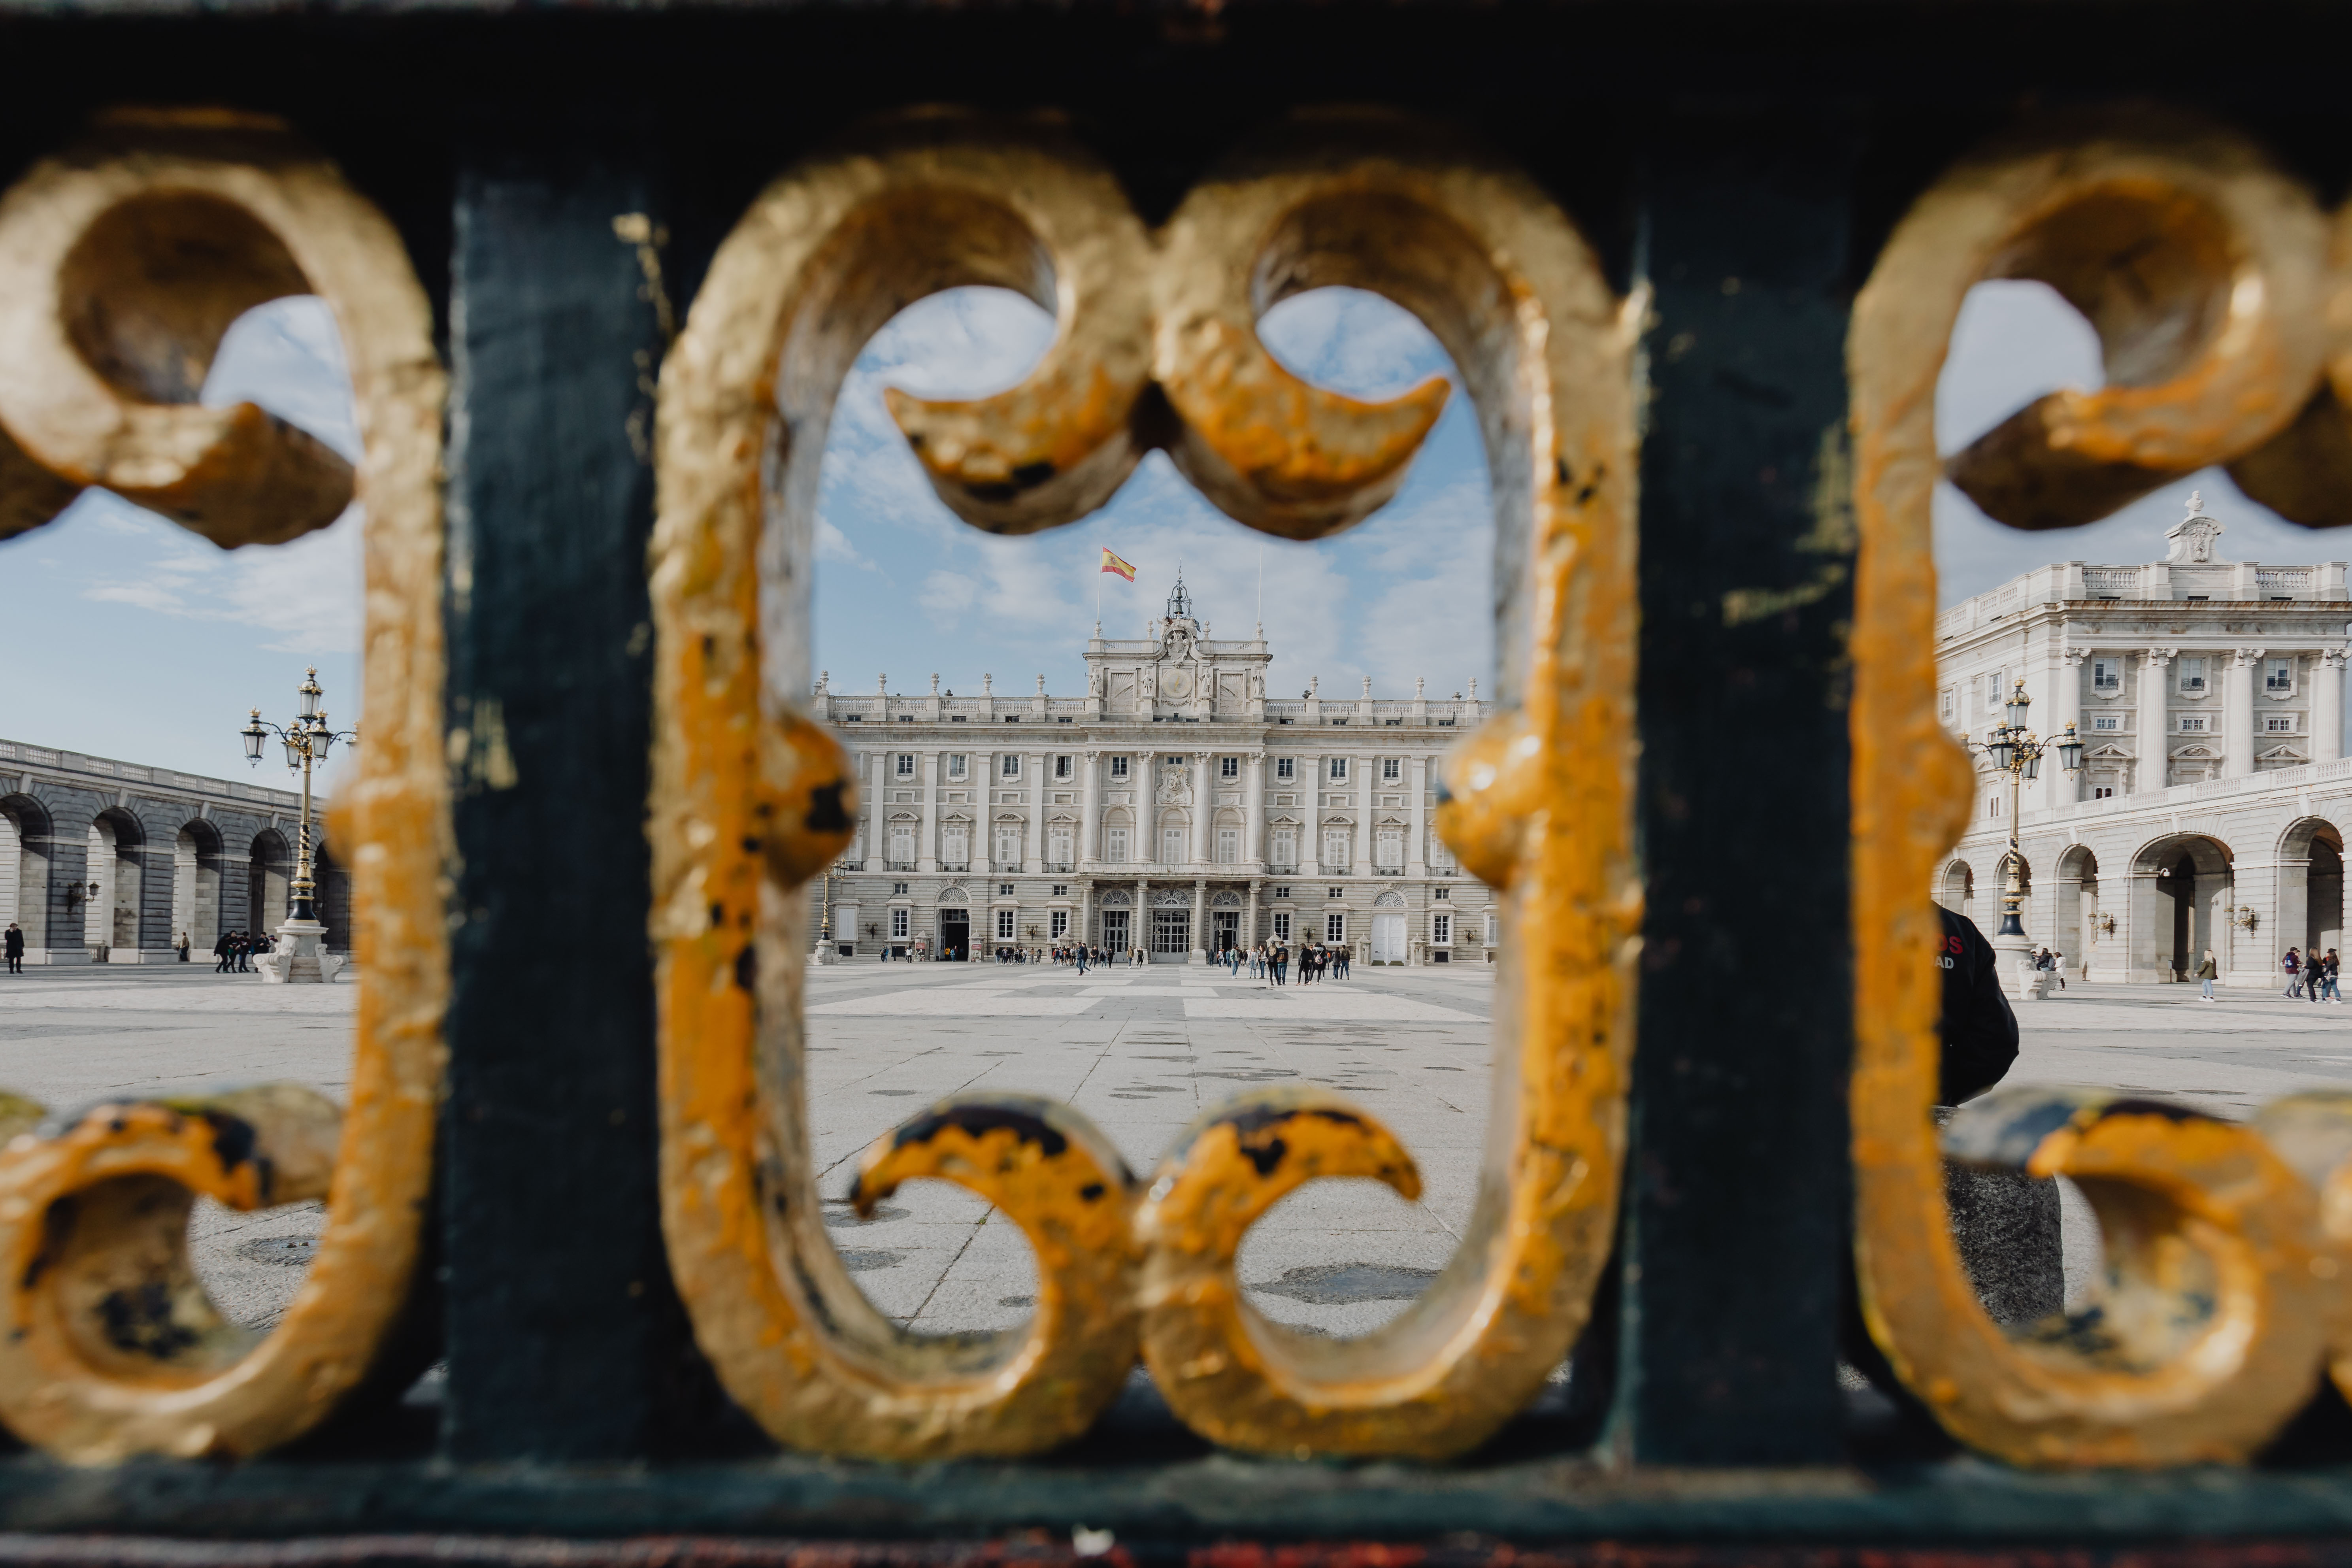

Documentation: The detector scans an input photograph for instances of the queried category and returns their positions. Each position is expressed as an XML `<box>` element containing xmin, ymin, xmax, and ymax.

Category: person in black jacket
<box><xmin>1935</xmin><ymin>904</ymin><xmax>2019</xmax><ymax>1105</ymax></box>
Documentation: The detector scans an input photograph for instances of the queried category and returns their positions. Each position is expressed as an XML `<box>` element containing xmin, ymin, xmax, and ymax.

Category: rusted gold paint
<box><xmin>0</xmin><ymin>113</ymin><xmax>448</xmax><ymax>1464</ymax></box>
<box><xmin>1850</xmin><ymin>121</ymin><xmax>2343</xmax><ymax>1467</ymax></box>
<box><xmin>1930</xmin><ymin>123</ymin><xmax>2326</xmax><ymax>531</ymax></box>
<box><xmin>654</xmin><ymin>110</ymin><xmax>1637</xmax><ymax>1460</ymax></box>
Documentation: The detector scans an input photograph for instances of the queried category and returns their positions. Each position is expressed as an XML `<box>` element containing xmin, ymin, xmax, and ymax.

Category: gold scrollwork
<box><xmin>1851</xmin><ymin>118</ymin><xmax>2352</xmax><ymax>1467</ymax></box>
<box><xmin>651</xmin><ymin>111</ymin><xmax>1638</xmax><ymax>1460</ymax></box>
<box><xmin>0</xmin><ymin>111</ymin><xmax>448</xmax><ymax>1463</ymax></box>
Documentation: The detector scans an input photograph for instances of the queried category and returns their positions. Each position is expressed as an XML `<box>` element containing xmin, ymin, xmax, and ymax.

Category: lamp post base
<box><xmin>1991</xmin><ymin>929</ymin><xmax>2052</xmax><ymax>1002</ymax></box>
<box><xmin>254</xmin><ymin>917</ymin><xmax>345</xmax><ymax>985</ymax></box>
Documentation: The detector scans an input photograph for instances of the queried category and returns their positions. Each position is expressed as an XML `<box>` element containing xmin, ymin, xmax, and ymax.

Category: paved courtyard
<box><xmin>1</xmin><ymin>962</ymin><xmax>2346</xmax><ymax>1343</ymax></box>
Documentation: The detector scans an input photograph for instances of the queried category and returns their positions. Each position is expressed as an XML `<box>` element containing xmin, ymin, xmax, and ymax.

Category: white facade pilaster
<box><xmin>1408</xmin><ymin>756</ymin><xmax>1428</xmax><ymax>876</ymax></box>
<box><xmin>1081</xmin><ymin>749</ymin><xmax>1103</xmax><ymax>862</ymax></box>
<box><xmin>1192</xmin><ymin>751</ymin><xmax>1212</xmax><ymax>866</ymax></box>
<box><xmin>918</xmin><ymin>750</ymin><xmax>940</xmax><ymax>873</ymax></box>
<box><xmin>1245</xmin><ymin>751</ymin><xmax>1266</xmax><ymax>868</ymax></box>
<box><xmin>1303</xmin><ymin>754</ymin><xmax>1321</xmax><ymax>876</ymax></box>
<box><xmin>1026</xmin><ymin>751</ymin><xmax>1046</xmax><ymax>872</ymax></box>
<box><xmin>2139</xmin><ymin>649</ymin><xmax>2174</xmax><ymax>794</ymax></box>
<box><xmin>865</xmin><ymin>750</ymin><xmax>885</xmax><ymax>871</ymax></box>
<box><xmin>2052</xmin><ymin>648</ymin><xmax>2085</xmax><ymax>809</ymax></box>
<box><xmin>1354</xmin><ymin>748</ymin><xmax>1371</xmax><ymax>873</ymax></box>
<box><xmin>2226</xmin><ymin>647</ymin><xmax>2262</xmax><ymax>778</ymax></box>
<box><xmin>2320</xmin><ymin>650</ymin><xmax>2348</xmax><ymax>762</ymax></box>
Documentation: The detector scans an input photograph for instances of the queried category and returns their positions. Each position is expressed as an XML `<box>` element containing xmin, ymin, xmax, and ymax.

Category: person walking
<box><xmin>2050</xmin><ymin>947</ymin><xmax>2067</xmax><ymax>991</ymax></box>
<box><xmin>2284</xmin><ymin>946</ymin><xmax>2304</xmax><ymax>998</ymax></box>
<box><xmin>4</xmin><ymin>922</ymin><xmax>23</xmax><ymax>975</ymax></box>
<box><xmin>1272</xmin><ymin>941</ymin><xmax>1288</xmax><ymax>986</ymax></box>
<box><xmin>2198</xmin><ymin>948</ymin><xmax>2219</xmax><ymax>1000</ymax></box>
<box><xmin>2324</xmin><ymin>949</ymin><xmax>2343</xmax><ymax>1003</ymax></box>
<box><xmin>214</xmin><ymin>930</ymin><xmax>232</xmax><ymax>973</ymax></box>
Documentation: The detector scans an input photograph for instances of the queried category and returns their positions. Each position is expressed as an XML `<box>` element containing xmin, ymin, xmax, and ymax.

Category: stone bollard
<box><xmin>1937</xmin><ymin>1106</ymin><xmax>2064</xmax><ymax>1326</ymax></box>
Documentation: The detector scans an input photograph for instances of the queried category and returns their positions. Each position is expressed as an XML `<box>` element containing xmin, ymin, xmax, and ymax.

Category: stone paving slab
<box><xmin>6</xmin><ymin>963</ymin><xmax>2341</xmax><ymax>1355</ymax></box>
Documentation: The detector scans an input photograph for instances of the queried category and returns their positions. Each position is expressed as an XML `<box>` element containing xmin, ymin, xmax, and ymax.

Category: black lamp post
<box><xmin>1970</xmin><ymin>680</ymin><xmax>2085</xmax><ymax>938</ymax></box>
<box><xmin>241</xmin><ymin>667</ymin><xmax>358</xmax><ymax>926</ymax></box>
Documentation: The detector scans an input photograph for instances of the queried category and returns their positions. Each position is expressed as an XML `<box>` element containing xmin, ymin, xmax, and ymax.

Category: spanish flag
<box><xmin>1100</xmin><ymin>547</ymin><xmax>1137</xmax><ymax>581</ymax></box>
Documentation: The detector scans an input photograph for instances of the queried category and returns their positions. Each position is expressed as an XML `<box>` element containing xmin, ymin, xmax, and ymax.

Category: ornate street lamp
<box><xmin>1967</xmin><ymin>681</ymin><xmax>2084</xmax><ymax>940</ymax></box>
<box><xmin>241</xmin><ymin>667</ymin><xmax>358</xmax><ymax>930</ymax></box>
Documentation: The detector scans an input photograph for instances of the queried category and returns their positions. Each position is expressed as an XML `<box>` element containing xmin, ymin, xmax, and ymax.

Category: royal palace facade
<box><xmin>1939</xmin><ymin>502</ymin><xmax>2352</xmax><ymax>986</ymax></box>
<box><xmin>806</xmin><ymin>581</ymin><xmax>1492</xmax><ymax>964</ymax></box>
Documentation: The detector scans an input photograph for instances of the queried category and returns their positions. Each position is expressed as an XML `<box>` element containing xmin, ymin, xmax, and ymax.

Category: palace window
<box><xmin>2179</xmin><ymin>657</ymin><xmax>2207</xmax><ymax>693</ymax></box>
<box><xmin>1984</xmin><ymin>670</ymin><xmax>2005</xmax><ymax>705</ymax></box>
<box><xmin>1329</xmin><ymin>758</ymin><xmax>1349</xmax><ymax>781</ymax></box>
<box><xmin>2092</xmin><ymin>715</ymin><xmax>2121</xmax><ymax>731</ymax></box>
<box><xmin>995</xmin><ymin>826</ymin><xmax>1022</xmax><ymax>864</ymax></box>
<box><xmin>893</xmin><ymin>883</ymin><xmax>909</xmax><ymax>896</ymax></box>
<box><xmin>888</xmin><ymin>827</ymin><xmax>915</xmax><ymax>862</ymax></box>
<box><xmin>1433</xmin><ymin>913</ymin><xmax>1452</xmax><ymax>945</ymax></box>
<box><xmin>2267</xmin><ymin>715</ymin><xmax>2297</xmax><ymax>733</ymax></box>
<box><xmin>1272</xmin><ymin>911</ymin><xmax>1291</xmax><ymax>940</ymax></box>
<box><xmin>1484</xmin><ymin>913</ymin><xmax>1499</xmax><ymax>945</ymax></box>
<box><xmin>1001</xmin><ymin>754</ymin><xmax>1021</xmax><ymax>779</ymax></box>
<box><xmin>942</xmin><ymin>828</ymin><xmax>969</xmax><ymax>866</ymax></box>
<box><xmin>1272</xmin><ymin>827</ymin><xmax>1296</xmax><ymax>868</ymax></box>
<box><xmin>1381</xmin><ymin>757</ymin><xmax>1401</xmax><ymax>781</ymax></box>
<box><xmin>996</xmin><ymin>909</ymin><xmax>1015</xmax><ymax>941</ymax></box>
<box><xmin>1221</xmin><ymin>756</ymin><xmax>1239</xmax><ymax>779</ymax></box>
<box><xmin>1276</xmin><ymin>758</ymin><xmax>1295</xmax><ymax>780</ymax></box>
<box><xmin>1328</xmin><ymin>888</ymin><xmax>1344</xmax><ymax>900</ymax></box>
<box><xmin>1110</xmin><ymin>757</ymin><xmax>1129</xmax><ymax>779</ymax></box>
<box><xmin>1107</xmin><ymin>827</ymin><xmax>1129</xmax><ymax>863</ymax></box>
<box><xmin>2179</xmin><ymin>715</ymin><xmax>2208</xmax><ymax>732</ymax></box>
<box><xmin>1986</xmin><ymin>794</ymin><xmax>2002</xmax><ymax>818</ymax></box>
<box><xmin>998</xmin><ymin>883</ymin><xmax>1014</xmax><ymax>896</ymax></box>
<box><xmin>1051</xmin><ymin>911</ymin><xmax>1068</xmax><ymax>938</ymax></box>
<box><xmin>896</xmin><ymin>754</ymin><xmax>915</xmax><ymax>778</ymax></box>
<box><xmin>1376</xmin><ymin>827</ymin><xmax>1403</xmax><ymax>872</ymax></box>
<box><xmin>2093</xmin><ymin>787</ymin><xmax>2115</xmax><ymax>799</ymax></box>
<box><xmin>1326</xmin><ymin>913</ymin><xmax>1347</xmax><ymax>943</ymax></box>
<box><xmin>1048</xmin><ymin>826</ymin><xmax>1072</xmax><ymax>863</ymax></box>
<box><xmin>1217</xmin><ymin>828</ymin><xmax>1238</xmax><ymax>864</ymax></box>
<box><xmin>1430</xmin><ymin>834</ymin><xmax>1455</xmax><ymax>870</ymax></box>
<box><xmin>1162</xmin><ymin>826</ymin><xmax>1186</xmax><ymax>863</ymax></box>
<box><xmin>2092</xmin><ymin>659</ymin><xmax>2120</xmax><ymax>692</ymax></box>
<box><xmin>1052</xmin><ymin>884</ymin><xmax>1068</xmax><ymax>897</ymax></box>
<box><xmin>891</xmin><ymin>908</ymin><xmax>909</xmax><ymax>940</ymax></box>
<box><xmin>1323</xmin><ymin>828</ymin><xmax>1350</xmax><ymax>868</ymax></box>
<box><xmin>841</xmin><ymin>713</ymin><xmax>861</xmax><ymax>722</ymax></box>
<box><xmin>1435</xmin><ymin>885</ymin><xmax>1450</xmax><ymax>900</ymax></box>
<box><xmin>947</xmin><ymin>754</ymin><xmax>967</xmax><ymax>779</ymax></box>
<box><xmin>2268</xmin><ymin>657</ymin><xmax>2295</xmax><ymax>692</ymax></box>
<box><xmin>1054</xmin><ymin>755</ymin><xmax>1072</xmax><ymax>779</ymax></box>
<box><xmin>951</xmin><ymin>714</ymin><xmax>968</xmax><ymax>722</ymax></box>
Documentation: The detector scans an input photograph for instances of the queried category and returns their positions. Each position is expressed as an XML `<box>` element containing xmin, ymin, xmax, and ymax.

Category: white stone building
<box><xmin>1937</xmin><ymin>499</ymin><xmax>2352</xmax><ymax>985</ymax></box>
<box><xmin>809</xmin><ymin>578</ymin><xmax>1494</xmax><ymax>964</ymax></box>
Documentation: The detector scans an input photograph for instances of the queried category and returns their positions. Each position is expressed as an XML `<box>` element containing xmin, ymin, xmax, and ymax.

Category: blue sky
<box><xmin>6</xmin><ymin>274</ymin><xmax>2348</xmax><ymax>785</ymax></box>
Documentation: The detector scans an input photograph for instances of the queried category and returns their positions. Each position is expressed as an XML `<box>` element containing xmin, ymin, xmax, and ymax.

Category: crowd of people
<box><xmin>973</xmin><ymin>939</ymin><xmax>1358</xmax><ymax>981</ymax></box>
<box><xmin>211</xmin><ymin>930</ymin><xmax>274</xmax><ymax>973</ymax></box>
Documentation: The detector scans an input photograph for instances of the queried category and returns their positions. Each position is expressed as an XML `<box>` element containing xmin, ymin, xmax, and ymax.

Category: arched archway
<box><xmin>2278</xmin><ymin>817</ymin><xmax>2345</xmax><ymax>970</ymax></box>
<box><xmin>1938</xmin><ymin>859</ymin><xmax>1975</xmax><ymax>926</ymax></box>
<box><xmin>0</xmin><ymin>794</ymin><xmax>52</xmax><ymax>960</ymax></box>
<box><xmin>85</xmin><ymin>808</ymin><xmax>146</xmax><ymax>959</ymax></box>
<box><xmin>249</xmin><ymin>828</ymin><xmax>291</xmax><ymax>934</ymax></box>
<box><xmin>173</xmin><ymin>818</ymin><xmax>224</xmax><ymax>958</ymax></box>
<box><xmin>2130</xmin><ymin>833</ymin><xmax>2234</xmax><ymax>983</ymax></box>
<box><xmin>2055</xmin><ymin>844</ymin><xmax>2100</xmax><ymax>981</ymax></box>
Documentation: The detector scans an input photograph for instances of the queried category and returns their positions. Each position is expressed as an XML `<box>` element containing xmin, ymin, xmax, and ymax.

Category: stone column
<box><xmin>1303</xmin><ymin>754</ymin><xmax>1321</xmax><ymax>876</ymax></box>
<box><xmin>1191</xmin><ymin>877</ymin><xmax>1207</xmax><ymax>964</ymax></box>
<box><xmin>1355</xmin><ymin>749</ymin><xmax>1372</xmax><ymax>873</ymax></box>
<box><xmin>2138</xmin><ymin>649</ymin><xmax>2174</xmax><ymax>794</ymax></box>
<box><xmin>1136</xmin><ymin>874</ymin><xmax>1150</xmax><ymax>959</ymax></box>
<box><xmin>1138</xmin><ymin>749</ymin><xmax>1157</xmax><ymax>866</ymax></box>
<box><xmin>2319</xmin><ymin>649</ymin><xmax>2348</xmax><ymax>762</ymax></box>
<box><xmin>1081</xmin><ymin>749</ymin><xmax>1103</xmax><ymax>864</ymax></box>
<box><xmin>2226</xmin><ymin>647</ymin><xmax>2262</xmax><ymax>778</ymax></box>
<box><xmin>1247</xmin><ymin>879</ymin><xmax>1261</xmax><ymax>947</ymax></box>
<box><xmin>1408</xmin><ymin>755</ymin><xmax>1428</xmax><ymax>876</ymax></box>
<box><xmin>1246</xmin><ymin>751</ymin><xmax>1267</xmax><ymax>869</ymax></box>
<box><xmin>1192</xmin><ymin>751</ymin><xmax>1213</xmax><ymax>866</ymax></box>
<box><xmin>865</xmin><ymin>750</ymin><xmax>886</xmax><ymax>871</ymax></box>
<box><xmin>2053</xmin><ymin>648</ymin><xmax>2085</xmax><ymax>809</ymax></box>
<box><xmin>917</xmin><ymin>749</ymin><xmax>940</xmax><ymax>872</ymax></box>
<box><xmin>1026</xmin><ymin>751</ymin><xmax>1047</xmax><ymax>872</ymax></box>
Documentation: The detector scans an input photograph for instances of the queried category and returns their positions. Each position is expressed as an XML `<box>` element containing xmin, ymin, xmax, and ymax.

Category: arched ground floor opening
<box><xmin>2129</xmin><ymin>833</ymin><xmax>2235</xmax><ymax>984</ymax></box>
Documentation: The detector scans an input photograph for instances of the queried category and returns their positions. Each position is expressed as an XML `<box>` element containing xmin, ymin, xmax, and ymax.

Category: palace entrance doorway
<box><xmin>1101</xmin><ymin>909</ymin><xmax>1129</xmax><ymax>953</ymax></box>
<box><xmin>1212</xmin><ymin>910</ymin><xmax>1239</xmax><ymax>954</ymax></box>
<box><xmin>939</xmin><ymin>909</ymin><xmax>969</xmax><ymax>962</ymax></box>
<box><xmin>1151</xmin><ymin>909</ymin><xmax>1190</xmax><ymax>961</ymax></box>
<box><xmin>1372</xmin><ymin>913</ymin><xmax>1406</xmax><ymax>963</ymax></box>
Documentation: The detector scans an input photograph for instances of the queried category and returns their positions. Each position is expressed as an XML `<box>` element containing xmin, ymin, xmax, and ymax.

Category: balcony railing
<box><xmin>885</xmin><ymin>860</ymin><xmax>915</xmax><ymax>872</ymax></box>
<box><xmin>939</xmin><ymin>862</ymin><xmax>969</xmax><ymax>874</ymax></box>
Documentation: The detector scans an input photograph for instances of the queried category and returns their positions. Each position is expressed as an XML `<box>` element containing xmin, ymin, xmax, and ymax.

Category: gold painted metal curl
<box><xmin>655</xmin><ymin>111</ymin><xmax>1637</xmax><ymax>1459</ymax></box>
<box><xmin>1850</xmin><ymin>119</ymin><xmax>2344</xmax><ymax>1468</ymax></box>
<box><xmin>0</xmin><ymin>111</ymin><xmax>449</xmax><ymax>1464</ymax></box>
